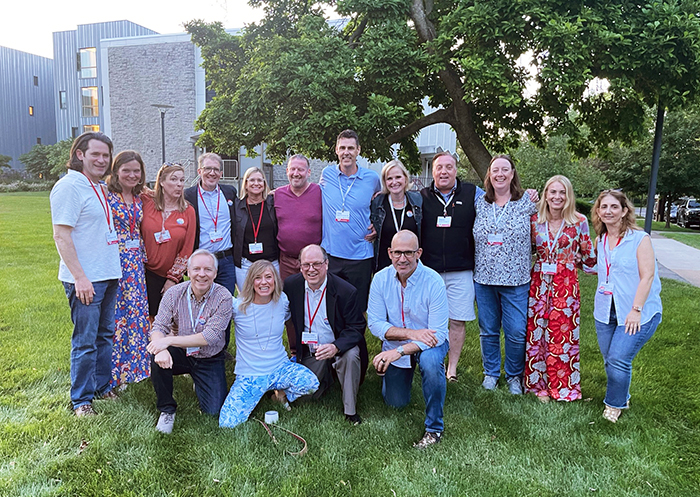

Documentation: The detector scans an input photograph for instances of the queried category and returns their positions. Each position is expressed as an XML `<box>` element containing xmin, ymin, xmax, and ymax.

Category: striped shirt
<box><xmin>150</xmin><ymin>281</ymin><xmax>233</xmax><ymax>358</ymax></box>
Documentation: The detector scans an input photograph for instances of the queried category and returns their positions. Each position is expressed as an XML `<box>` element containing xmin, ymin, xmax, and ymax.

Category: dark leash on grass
<box><xmin>254</xmin><ymin>418</ymin><xmax>308</xmax><ymax>456</ymax></box>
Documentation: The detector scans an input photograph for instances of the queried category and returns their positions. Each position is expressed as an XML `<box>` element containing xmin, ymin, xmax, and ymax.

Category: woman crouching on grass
<box><xmin>219</xmin><ymin>260</ymin><xmax>319</xmax><ymax>428</ymax></box>
<box><xmin>592</xmin><ymin>189</ymin><xmax>662</xmax><ymax>423</ymax></box>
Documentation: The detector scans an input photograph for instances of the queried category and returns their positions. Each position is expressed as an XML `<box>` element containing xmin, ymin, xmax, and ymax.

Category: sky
<box><xmin>0</xmin><ymin>0</ymin><xmax>267</xmax><ymax>58</ymax></box>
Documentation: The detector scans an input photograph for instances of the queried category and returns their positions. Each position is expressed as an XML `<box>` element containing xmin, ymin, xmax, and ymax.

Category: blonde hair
<box><xmin>380</xmin><ymin>160</ymin><xmax>413</xmax><ymax>194</ymax></box>
<box><xmin>239</xmin><ymin>167</ymin><xmax>270</xmax><ymax>200</ymax></box>
<box><xmin>154</xmin><ymin>163</ymin><xmax>188</xmax><ymax>212</ymax></box>
<box><xmin>238</xmin><ymin>260</ymin><xmax>282</xmax><ymax>314</ymax></box>
<box><xmin>592</xmin><ymin>189</ymin><xmax>639</xmax><ymax>238</ymax></box>
<box><xmin>536</xmin><ymin>175</ymin><xmax>580</xmax><ymax>225</ymax></box>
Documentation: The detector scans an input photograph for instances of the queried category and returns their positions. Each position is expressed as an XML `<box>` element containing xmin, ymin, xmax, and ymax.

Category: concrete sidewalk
<box><xmin>650</xmin><ymin>232</ymin><xmax>700</xmax><ymax>287</ymax></box>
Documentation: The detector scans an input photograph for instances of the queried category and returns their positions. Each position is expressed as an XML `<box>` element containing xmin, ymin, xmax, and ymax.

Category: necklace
<box><xmin>252</xmin><ymin>303</ymin><xmax>275</xmax><ymax>351</ymax></box>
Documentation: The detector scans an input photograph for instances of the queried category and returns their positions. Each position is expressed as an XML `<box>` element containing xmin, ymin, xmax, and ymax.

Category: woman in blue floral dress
<box><xmin>106</xmin><ymin>151</ymin><xmax>151</xmax><ymax>390</ymax></box>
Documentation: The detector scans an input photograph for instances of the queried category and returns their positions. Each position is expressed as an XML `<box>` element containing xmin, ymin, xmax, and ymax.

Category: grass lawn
<box><xmin>659</xmin><ymin>232</ymin><xmax>700</xmax><ymax>251</ymax></box>
<box><xmin>635</xmin><ymin>219</ymin><xmax>698</xmax><ymax>233</ymax></box>
<box><xmin>2</xmin><ymin>191</ymin><xmax>700</xmax><ymax>496</ymax></box>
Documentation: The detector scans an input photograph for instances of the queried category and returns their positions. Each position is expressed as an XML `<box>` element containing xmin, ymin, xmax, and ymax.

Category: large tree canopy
<box><xmin>186</xmin><ymin>0</ymin><xmax>700</xmax><ymax>178</ymax></box>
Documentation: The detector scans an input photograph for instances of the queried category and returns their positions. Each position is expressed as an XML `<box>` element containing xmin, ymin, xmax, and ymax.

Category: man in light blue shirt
<box><xmin>320</xmin><ymin>129</ymin><xmax>381</xmax><ymax>311</ymax></box>
<box><xmin>367</xmin><ymin>230</ymin><xmax>449</xmax><ymax>449</ymax></box>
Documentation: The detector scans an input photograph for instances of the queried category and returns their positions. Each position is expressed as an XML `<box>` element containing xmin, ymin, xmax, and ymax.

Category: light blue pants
<box><xmin>219</xmin><ymin>360</ymin><xmax>319</xmax><ymax>428</ymax></box>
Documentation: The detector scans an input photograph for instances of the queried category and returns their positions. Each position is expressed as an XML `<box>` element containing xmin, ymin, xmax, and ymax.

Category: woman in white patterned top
<box><xmin>473</xmin><ymin>155</ymin><xmax>536</xmax><ymax>395</ymax></box>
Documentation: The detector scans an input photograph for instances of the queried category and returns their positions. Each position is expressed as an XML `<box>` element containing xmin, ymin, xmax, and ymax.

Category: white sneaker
<box><xmin>482</xmin><ymin>375</ymin><xmax>498</xmax><ymax>390</ymax></box>
<box><xmin>156</xmin><ymin>412</ymin><xmax>175</xmax><ymax>434</ymax></box>
<box><xmin>507</xmin><ymin>376</ymin><xmax>523</xmax><ymax>395</ymax></box>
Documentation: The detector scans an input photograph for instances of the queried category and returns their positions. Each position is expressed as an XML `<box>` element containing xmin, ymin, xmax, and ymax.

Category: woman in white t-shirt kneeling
<box><xmin>219</xmin><ymin>260</ymin><xmax>319</xmax><ymax>428</ymax></box>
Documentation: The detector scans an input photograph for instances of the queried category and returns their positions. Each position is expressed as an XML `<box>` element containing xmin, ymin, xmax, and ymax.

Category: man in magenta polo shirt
<box><xmin>272</xmin><ymin>154</ymin><xmax>323</xmax><ymax>282</ymax></box>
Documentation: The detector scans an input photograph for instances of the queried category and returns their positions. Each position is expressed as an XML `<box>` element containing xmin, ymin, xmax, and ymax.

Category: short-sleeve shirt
<box><xmin>320</xmin><ymin>165</ymin><xmax>380</xmax><ymax>260</ymax></box>
<box><xmin>50</xmin><ymin>169</ymin><xmax>122</xmax><ymax>283</ymax></box>
<box><xmin>273</xmin><ymin>183</ymin><xmax>323</xmax><ymax>259</ymax></box>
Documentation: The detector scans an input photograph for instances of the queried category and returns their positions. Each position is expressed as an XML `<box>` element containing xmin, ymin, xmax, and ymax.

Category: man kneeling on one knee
<box><xmin>284</xmin><ymin>245</ymin><xmax>368</xmax><ymax>425</ymax></box>
<box><xmin>368</xmin><ymin>230</ymin><xmax>449</xmax><ymax>448</ymax></box>
<box><xmin>147</xmin><ymin>249</ymin><xmax>233</xmax><ymax>434</ymax></box>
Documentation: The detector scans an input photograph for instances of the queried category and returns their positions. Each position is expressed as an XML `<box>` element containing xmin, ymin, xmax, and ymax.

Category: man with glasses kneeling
<box><xmin>283</xmin><ymin>245</ymin><xmax>368</xmax><ymax>425</ymax></box>
<box><xmin>367</xmin><ymin>230</ymin><xmax>449</xmax><ymax>448</ymax></box>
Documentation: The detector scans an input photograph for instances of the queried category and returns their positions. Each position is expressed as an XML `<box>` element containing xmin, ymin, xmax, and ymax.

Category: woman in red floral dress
<box><xmin>524</xmin><ymin>175</ymin><xmax>596</xmax><ymax>402</ymax></box>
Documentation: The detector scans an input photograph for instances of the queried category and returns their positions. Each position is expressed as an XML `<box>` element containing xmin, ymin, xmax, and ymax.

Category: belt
<box><xmin>213</xmin><ymin>248</ymin><xmax>233</xmax><ymax>259</ymax></box>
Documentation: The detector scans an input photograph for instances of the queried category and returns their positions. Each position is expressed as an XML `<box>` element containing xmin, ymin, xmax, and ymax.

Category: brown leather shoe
<box><xmin>74</xmin><ymin>403</ymin><xmax>97</xmax><ymax>417</ymax></box>
<box><xmin>413</xmin><ymin>431</ymin><xmax>442</xmax><ymax>449</ymax></box>
<box><xmin>100</xmin><ymin>390</ymin><xmax>118</xmax><ymax>400</ymax></box>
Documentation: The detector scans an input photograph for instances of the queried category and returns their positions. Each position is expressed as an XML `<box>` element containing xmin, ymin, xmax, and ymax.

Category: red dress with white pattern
<box><xmin>524</xmin><ymin>213</ymin><xmax>596</xmax><ymax>401</ymax></box>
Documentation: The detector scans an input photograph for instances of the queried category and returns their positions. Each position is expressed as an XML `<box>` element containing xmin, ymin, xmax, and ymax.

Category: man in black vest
<box><xmin>184</xmin><ymin>153</ymin><xmax>237</xmax><ymax>349</ymax></box>
<box><xmin>420</xmin><ymin>152</ymin><xmax>483</xmax><ymax>382</ymax></box>
<box><xmin>284</xmin><ymin>244</ymin><xmax>368</xmax><ymax>425</ymax></box>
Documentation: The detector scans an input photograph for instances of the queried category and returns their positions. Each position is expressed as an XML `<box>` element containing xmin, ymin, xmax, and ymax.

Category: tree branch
<box><xmin>348</xmin><ymin>17</ymin><xmax>368</xmax><ymax>47</ymax></box>
<box><xmin>386</xmin><ymin>107</ymin><xmax>454</xmax><ymax>144</ymax></box>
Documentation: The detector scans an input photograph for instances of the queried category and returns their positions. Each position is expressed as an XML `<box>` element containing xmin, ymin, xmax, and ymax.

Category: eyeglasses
<box><xmin>300</xmin><ymin>261</ymin><xmax>327</xmax><ymax>270</ymax></box>
<box><xmin>200</xmin><ymin>167</ymin><xmax>222</xmax><ymax>174</ymax></box>
<box><xmin>390</xmin><ymin>249</ymin><xmax>418</xmax><ymax>259</ymax></box>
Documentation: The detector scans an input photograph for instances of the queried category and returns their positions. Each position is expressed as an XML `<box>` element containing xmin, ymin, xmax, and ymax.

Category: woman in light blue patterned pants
<box><xmin>219</xmin><ymin>260</ymin><xmax>318</xmax><ymax>429</ymax></box>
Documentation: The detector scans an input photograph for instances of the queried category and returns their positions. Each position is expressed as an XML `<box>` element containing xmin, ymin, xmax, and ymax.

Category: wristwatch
<box><xmin>632</xmin><ymin>305</ymin><xmax>643</xmax><ymax>312</ymax></box>
<box><xmin>397</xmin><ymin>345</ymin><xmax>406</xmax><ymax>357</ymax></box>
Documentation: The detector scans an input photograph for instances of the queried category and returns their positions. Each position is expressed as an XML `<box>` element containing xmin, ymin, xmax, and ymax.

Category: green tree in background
<box><xmin>20</xmin><ymin>140</ymin><xmax>73</xmax><ymax>181</ymax></box>
<box><xmin>0</xmin><ymin>155</ymin><xmax>11</xmax><ymax>170</ymax></box>
<box><xmin>186</xmin><ymin>0</ymin><xmax>700</xmax><ymax>178</ymax></box>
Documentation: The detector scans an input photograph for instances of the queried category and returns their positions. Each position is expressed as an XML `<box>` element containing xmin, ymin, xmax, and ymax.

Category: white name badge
<box><xmin>541</xmin><ymin>262</ymin><xmax>557</xmax><ymax>275</ymax></box>
<box><xmin>301</xmin><ymin>332</ymin><xmax>318</xmax><ymax>345</ymax></box>
<box><xmin>436</xmin><ymin>216</ymin><xmax>452</xmax><ymax>228</ymax></box>
<box><xmin>210</xmin><ymin>230</ymin><xmax>224</xmax><ymax>243</ymax></box>
<box><xmin>487</xmin><ymin>233</ymin><xmax>504</xmax><ymax>245</ymax></box>
<box><xmin>335</xmin><ymin>210</ymin><xmax>350</xmax><ymax>222</ymax></box>
<box><xmin>105</xmin><ymin>231</ymin><xmax>118</xmax><ymax>245</ymax></box>
<box><xmin>249</xmin><ymin>242</ymin><xmax>263</xmax><ymax>254</ymax></box>
<box><xmin>154</xmin><ymin>230</ymin><xmax>171</xmax><ymax>244</ymax></box>
<box><xmin>125</xmin><ymin>238</ymin><xmax>140</xmax><ymax>250</ymax></box>
<box><xmin>598</xmin><ymin>282</ymin><xmax>614</xmax><ymax>295</ymax></box>
<box><xmin>186</xmin><ymin>347</ymin><xmax>200</xmax><ymax>356</ymax></box>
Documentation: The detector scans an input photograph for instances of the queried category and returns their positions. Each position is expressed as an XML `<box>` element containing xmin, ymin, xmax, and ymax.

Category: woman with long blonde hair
<box><xmin>524</xmin><ymin>175</ymin><xmax>596</xmax><ymax>402</ymax></box>
<box><xmin>219</xmin><ymin>260</ymin><xmax>319</xmax><ymax>428</ymax></box>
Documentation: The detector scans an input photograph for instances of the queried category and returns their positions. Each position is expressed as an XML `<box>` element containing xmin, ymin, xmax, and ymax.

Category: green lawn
<box><xmin>659</xmin><ymin>232</ymin><xmax>700</xmax><ymax>251</ymax></box>
<box><xmin>635</xmin><ymin>219</ymin><xmax>698</xmax><ymax>233</ymax></box>
<box><xmin>2</xmin><ymin>192</ymin><xmax>699</xmax><ymax>496</ymax></box>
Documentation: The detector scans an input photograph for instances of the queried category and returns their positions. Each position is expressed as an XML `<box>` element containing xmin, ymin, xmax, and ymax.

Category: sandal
<box><xmin>446</xmin><ymin>374</ymin><xmax>458</xmax><ymax>383</ymax></box>
<box><xmin>603</xmin><ymin>405</ymin><xmax>622</xmax><ymax>423</ymax></box>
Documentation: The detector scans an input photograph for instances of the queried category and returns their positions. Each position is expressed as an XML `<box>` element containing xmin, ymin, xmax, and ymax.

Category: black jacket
<box><xmin>420</xmin><ymin>179</ymin><xmax>477</xmax><ymax>272</ymax></box>
<box><xmin>232</xmin><ymin>195</ymin><xmax>278</xmax><ymax>266</ymax></box>
<box><xmin>370</xmin><ymin>190</ymin><xmax>423</xmax><ymax>269</ymax></box>
<box><xmin>283</xmin><ymin>272</ymin><xmax>369</xmax><ymax>384</ymax></box>
<box><xmin>184</xmin><ymin>183</ymin><xmax>238</xmax><ymax>251</ymax></box>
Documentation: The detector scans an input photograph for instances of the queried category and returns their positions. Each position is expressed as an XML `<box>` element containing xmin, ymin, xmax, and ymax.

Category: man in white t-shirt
<box><xmin>50</xmin><ymin>132</ymin><xmax>122</xmax><ymax>417</ymax></box>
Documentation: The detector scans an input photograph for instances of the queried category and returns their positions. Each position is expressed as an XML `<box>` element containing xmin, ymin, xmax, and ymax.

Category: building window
<box><xmin>81</xmin><ymin>87</ymin><xmax>99</xmax><ymax>117</ymax></box>
<box><xmin>28</xmin><ymin>106</ymin><xmax>34</xmax><ymax>116</ymax></box>
<box><xmin>71</xmin><ymin>127</ymin><xmax>79</xmax><ymax>139</ymax></box>
<box><xmin>34</xmin><ymin>76</ymin><xmax>39</xmax><ymax>86</ymax></box>
<box><xmin>59</xmin><ymin>91</ymin><xmax>67</xmax><ymax>109</ymax></box>
<box><xmin>78</xmin><ymin>48</ymin><xmax>97</xmax><ymax>79</ymax></box>
<box><xmin>83</xmin><ymin>125</ymin><xmax>100</xmax><ymax>132</ymax></box>
<box><xmin>37</xmin><ymin>138</ymin><xmax>42</xmax><ymax>145</ymax></box>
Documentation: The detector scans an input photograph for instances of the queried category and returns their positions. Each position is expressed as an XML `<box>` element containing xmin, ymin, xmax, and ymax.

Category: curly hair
<box><xmin>592</xmin><ymin>189</ymin><xmax>639</xmax><ymax>237</ymax></box>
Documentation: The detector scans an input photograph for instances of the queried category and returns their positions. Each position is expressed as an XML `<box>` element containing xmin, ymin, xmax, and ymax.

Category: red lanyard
<box><xmin>400</xmin><ymin>286</ymin><xmax>406</xmax><ymax>328</ymax></box>
<box><xmin>306</xmin><ymin>286</ymin><xmax>327</xmax><ymax>330</ymax></box>
<box><xmin>198</xmin><ymin>186</ymin><xmax>221</xmax><ymax>230</ymax></box>
<box><xmin>247</xmin><ymin>198</ymin><xmax>265</xmax><ymax>242</ymax></box>
<box><xmin>602</xmin><ymin>233</ymin><xmax>621</xmax><ymax>282</ymax></box>
<box><xmin>119</xmin><ymin>193</ymin><xmax>137</xmax><ymax>238</ymax></box>
<box><xmin>84</xmin><ymin>173</ymin><xmax>112</xmax><ymax>231</ymax></box>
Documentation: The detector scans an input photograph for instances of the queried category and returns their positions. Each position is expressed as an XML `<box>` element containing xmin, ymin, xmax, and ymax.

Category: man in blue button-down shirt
<box><xmin>367</xmin><ymin>230</ymin><xmax>449</xmax><ymax>449</ymax></box>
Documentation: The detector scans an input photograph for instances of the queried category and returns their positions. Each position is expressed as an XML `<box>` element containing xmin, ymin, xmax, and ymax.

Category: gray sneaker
<box><xmin>156</xmin><ymin>412</ymin><xmax>175</xmax><ymax>434</ymax></box>
<box><xmin>482</xmin><ymin>375</ymin><xmax>499</xmax><ymax>390</ymax></box>
<box><xmin>507</xmin><ymin>376</ymin><xmax>523</xmax><ymax>395</ymax></box>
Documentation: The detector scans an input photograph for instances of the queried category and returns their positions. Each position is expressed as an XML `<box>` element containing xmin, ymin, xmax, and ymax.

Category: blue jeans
<box><xmin>475</xmin><ymin>282</ymin><xmax>529</xmax><ymax>379</ymax></box>
<box><xmin>150</xmin><ymin>347</ymin><xmax>228</xmax><ymax>415</ymax></box>
<box><xmin>214</xmin><ymin>254</ymin><xmax>236</xmax><ymax>348</ymax></box>
<box><xmin>595</xmin><ymin>306</ymin><xmax>661</xmax><ymax>409</ymax></box>
<box><xmin>381</xmin><ymin>341</ymin><xmax>448</xmax><ymax>433</ymax></box>
<box><xmin>63</xmin><ymin>279</ymin><xmax>118</xmax><ymax>409</ymax></box>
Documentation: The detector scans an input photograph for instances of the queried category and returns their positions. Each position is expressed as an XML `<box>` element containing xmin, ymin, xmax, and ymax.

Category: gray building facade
<box><xmin>0</xmin><ymin>46</ymin><xmax>56</xmax><ymax>168</ymax></box>
<box><xmin>53</xmin><ymin>20</ymin><xmax>157</xmax><ymax>142</ymax></box>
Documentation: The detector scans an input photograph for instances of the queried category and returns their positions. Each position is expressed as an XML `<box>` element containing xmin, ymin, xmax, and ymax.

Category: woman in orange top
<box><xmin>142</xmin><ymin>163</ymin><xmax>196</xmax><ymax>317</ymax></box>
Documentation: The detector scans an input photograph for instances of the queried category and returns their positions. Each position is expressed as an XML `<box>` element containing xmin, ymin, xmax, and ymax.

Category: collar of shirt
<box><xmin>434</xmin><ymin>182</ymin><xmax>457</xmax><ymax>203</ymax></box>
<box><xmin>336</xmin><ymin>164</ymin><xmax>360</xmax><ymax>179</ymax></box>
<box><xmin>188</xmin><ymin>284</ymin><xmax>212</xmax><ymax>304</ymax></box>
<box><xmin>304</xmin><ymin>277</ymin><xmax>328</xmax><ymax>295</ymax></box>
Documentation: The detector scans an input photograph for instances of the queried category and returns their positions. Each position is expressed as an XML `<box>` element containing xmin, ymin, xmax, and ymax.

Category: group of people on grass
<box><xmin>49</xmin><ymin>129</ymin><xmax>662</xmax><ymax>449</ymax></box>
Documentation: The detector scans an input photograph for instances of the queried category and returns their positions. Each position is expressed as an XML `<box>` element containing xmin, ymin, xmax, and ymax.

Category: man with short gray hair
<box><xmin>147</xmin><ymin>249</ymin><xmax>233</xmax><ymax>433</ymax></box>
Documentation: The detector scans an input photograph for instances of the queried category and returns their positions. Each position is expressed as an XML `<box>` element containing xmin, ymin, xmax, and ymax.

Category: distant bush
<box><xmin>0</xmin><ymin>181</ymin><xmax>54</xmax><ymax>193</ymax></box>
<box><xmin>576</xmin><ymin>199</ymin><xmax>592</xmax><ymax>217</ymax></box>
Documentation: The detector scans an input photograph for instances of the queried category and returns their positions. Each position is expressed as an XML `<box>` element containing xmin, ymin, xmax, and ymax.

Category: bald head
<box><xmin>299</xmin><ymin>244</ymin><xmax>329</xmax><ymax>290</ymax></box>
<box><xmin>389</xmin><ymin>230</ymin><xmax>422</xmax><ymax>282</ymax></box>
<box><xmin>391</xmin><ymin>230</ymin><xmax>419</xmax><ymax>251</ymax></box>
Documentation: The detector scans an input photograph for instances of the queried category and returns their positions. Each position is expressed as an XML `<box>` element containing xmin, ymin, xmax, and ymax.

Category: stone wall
<box><xmin>107</xmin><ymin>42</ymin><xmax>198</xmax><ymax>182</ymax></box>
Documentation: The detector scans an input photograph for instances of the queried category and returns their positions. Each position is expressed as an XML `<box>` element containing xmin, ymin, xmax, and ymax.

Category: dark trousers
<box><xmin>328</xmin><ymin>255</ymin><xmax>373</xmax><ymax>312</ymax></box>
<box><xmin>145</xmin><ymin>269</ymin><xmax>168</xmax><ymax>318</ymax></box>
<box><xmin>150</xmin><ymin>347</ymin><xmax>228</xmax><ymax>415</ymax></box>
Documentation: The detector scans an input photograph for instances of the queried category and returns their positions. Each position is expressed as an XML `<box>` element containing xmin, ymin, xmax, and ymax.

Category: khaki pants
<box><xmin>301</xmin><ymin>345</ymin><xmax>362</xmax><ymax>416</ymax></box>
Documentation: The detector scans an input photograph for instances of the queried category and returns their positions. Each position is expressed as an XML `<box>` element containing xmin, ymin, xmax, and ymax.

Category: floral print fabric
<box><xmin>108</xmin><ymin>192</ymin><xmax>151</xmax><ymax>387</ymax></box>
<box><xmin>524</xmin><ymin>214</ymin><xmax>596</xmax><ymax>401</ymax></box>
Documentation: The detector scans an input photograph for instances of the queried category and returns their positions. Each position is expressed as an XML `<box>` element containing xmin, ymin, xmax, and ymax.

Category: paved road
<box><xmin>650</xmin><ymin>231</ymin><xmax>700</xmax><ymax>287</ymax></box>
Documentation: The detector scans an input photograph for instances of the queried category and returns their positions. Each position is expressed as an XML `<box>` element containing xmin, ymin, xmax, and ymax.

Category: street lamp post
<box><xmin>151</xmin><ymin>104</ymin><xmax>174</xmax><ymax>164</ymax></box>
